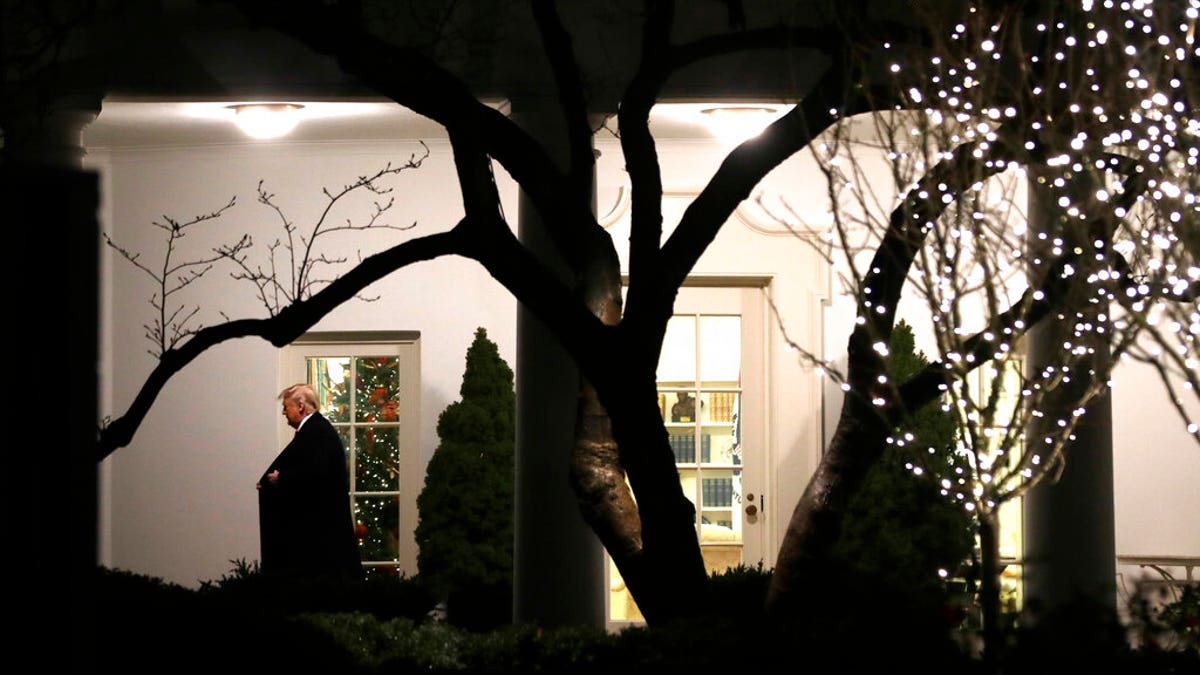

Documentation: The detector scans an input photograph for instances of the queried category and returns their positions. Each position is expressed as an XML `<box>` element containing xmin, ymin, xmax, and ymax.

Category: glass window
<box><xmin>958</xmin><ymin>356</ymin><xmax>1026</xmax><ymax>614</ymax></box>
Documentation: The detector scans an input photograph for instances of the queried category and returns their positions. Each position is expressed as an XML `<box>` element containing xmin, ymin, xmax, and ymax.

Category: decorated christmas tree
<box><xmin>415</xmin><ymin>327</ymin><xmax>515</xmax><ymax>629</ymax></box>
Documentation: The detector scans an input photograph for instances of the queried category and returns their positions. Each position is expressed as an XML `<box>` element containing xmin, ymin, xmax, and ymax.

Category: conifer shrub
<box><xmin>832</xmin><ymin>320</ymin><xmax>977</xmax><ymax>624</ymax></box>
<box><xmin>415</xmin><ymin>327</ymin><xmax>515</xmax><ymax>631</ymax></box>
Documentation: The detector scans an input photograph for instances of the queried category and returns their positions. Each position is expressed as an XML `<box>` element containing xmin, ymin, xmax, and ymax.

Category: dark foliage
<box><xmin>705</xmin><ymin>561</ymin><xmax>773</xmax><ymax>620</ymax></box>
<box><xmin>196</xmin><ymin>558</ymin><xmax>437</xmax><ymax>621</ymax></box>
<box><xmin>999</xmin><ymin>595</ymin><xmax>1200</xmax><ymax>675</ymax></box>
<box><xmin>89</xmin><ymin>564</ymin><xmax>1197</xmax><ymax>674</ymax></box>
<box><xmin>92</xmin><ymin>566</ymin><xmax>368</xmax><ymax>673</ymax></box>
<box><xmin>415</xmin><ymin>327</ymin><xmax>516</xmax><ymax>631</ymax></box>
<box><xmin>833</xmin><ymin>320</ymin><xmax>977</xmax><ymax>618</ymax></box>
<box><xmin>1158</xmin><ymin>585</ymin><xmax>1200</xmax><ymax>653</ymax></box>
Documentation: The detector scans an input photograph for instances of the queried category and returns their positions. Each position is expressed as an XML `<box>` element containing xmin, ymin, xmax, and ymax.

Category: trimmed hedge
<box><xmin>88</xmin><ymin>563</ymin><xmax>1197</xmax><ymax>674</ymax></box>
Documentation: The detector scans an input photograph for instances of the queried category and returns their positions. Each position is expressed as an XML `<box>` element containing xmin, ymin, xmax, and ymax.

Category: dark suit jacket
<box><xmin>258</xmin><ymin>412</ymin><xmax>361</xmax><ymax>579</ymax></box>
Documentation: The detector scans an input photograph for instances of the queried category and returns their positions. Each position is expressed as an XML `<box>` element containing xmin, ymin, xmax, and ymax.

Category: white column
<box><xmin>1021</xmin><ymin>176</ymin><xmax>1117</xmax><ymax>622</ymax></box>
<box><xmin>3</xmin><ymin>93</ymin><xmax>103</xmax><ymax>669</ymax></box>
<box><xmin>509</xmin><ymin>99</ymin><xmax>607</xmax><ymax>627</ymax></box>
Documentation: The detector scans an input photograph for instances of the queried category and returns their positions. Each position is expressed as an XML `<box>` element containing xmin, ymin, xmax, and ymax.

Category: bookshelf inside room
<box><xmin>659</xmin><ymin>382</ymin><xmax>743</xmax><ymax>573</ymax></box>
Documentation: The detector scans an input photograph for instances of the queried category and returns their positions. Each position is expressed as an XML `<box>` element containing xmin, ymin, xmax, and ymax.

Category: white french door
<box><xmin>608</xmin><ymin>283</ymin><xmax>768</xmax><ymax>625</ymax></box>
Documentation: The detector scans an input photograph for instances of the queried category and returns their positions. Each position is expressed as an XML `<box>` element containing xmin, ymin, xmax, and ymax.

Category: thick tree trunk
<box><xmin>571</xmin><ymin>372</ymin><xmax>710</xmax><ymax>625</ymax></box>
<box><xmin>568</xmin><ymin>286</ymin><xmax>643</xmax><ymax>553</ymax></box>
<box><xmin>978</xmin><ymin>509</ymin><xmax>1002</xmax><ymax>666</ymax></box>
<box><xmin>567</xmin><ymin>274</ymin><xmax>708</xmax><ymax>625</ymax></box>
<box><xmin>607</xmin><ymin>385</ymin><xmax>710</xmax><ymax>624</ymax></box>
<box><xmin>766</xmin><ymin>394</ymin><xmax>891</xmax><ymax>615</ymax></box>
<box><xmin>569</xmin><ymin>379</ymin><xmax>643</xmax><ymax>581</ymax></box>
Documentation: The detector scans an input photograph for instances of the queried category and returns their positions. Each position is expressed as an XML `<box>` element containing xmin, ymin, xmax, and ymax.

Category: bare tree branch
<box><xmin>102</xmin><ymin>196</ymin><xmax>241</xmax><ymax>356</ymax></box>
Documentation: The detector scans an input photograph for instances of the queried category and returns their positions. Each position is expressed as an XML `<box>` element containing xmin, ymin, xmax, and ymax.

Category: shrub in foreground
<box><xmin>88</xmin><ymin>564</ymin><xmax>1198</xmax><ymax>674</ymax></box>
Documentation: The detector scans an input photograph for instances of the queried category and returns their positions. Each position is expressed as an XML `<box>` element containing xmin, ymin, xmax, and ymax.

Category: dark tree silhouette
<box><xmin>14</xmin><ymin>0</ymin><xmax>1189</xmax><ymax>632</ymax></box>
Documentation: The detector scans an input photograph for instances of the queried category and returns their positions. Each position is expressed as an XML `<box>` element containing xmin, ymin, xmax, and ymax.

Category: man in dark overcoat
<box><xmin>258</xmin><ymin>383</ymin><xmax>361</xmax><ymax>580</ymax></box>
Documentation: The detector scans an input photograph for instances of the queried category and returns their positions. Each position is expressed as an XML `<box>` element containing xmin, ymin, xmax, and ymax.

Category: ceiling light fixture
<box><xmin>700</xmin><ymin>105</ymin><xmax>784</xmax><ymax>145</ymax></box>
<box><xmin>227</xmin><ymin>103</ymin><xmax>305</xmax><ymax>139</ymax></box>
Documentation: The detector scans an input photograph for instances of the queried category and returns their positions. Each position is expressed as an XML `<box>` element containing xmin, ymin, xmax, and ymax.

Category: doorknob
<box><xmin>744</xmin><ymin>492</ymin><xmax>762</xmax><ymax>517</ymax></box>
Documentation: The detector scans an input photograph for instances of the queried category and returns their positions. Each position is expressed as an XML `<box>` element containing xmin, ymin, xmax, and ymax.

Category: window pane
<box><xmin>668</xmin><ymin>428</ymin><xmax>695</xmax><ymax>463</ymax></box>
<box><xmin>998</xmin><ymin>498</ymin><xmax>1023</xmax><ymax>560</ymax></box>
<box><xmin>657</xmin><ymin>316</ymin><xmax>697</xmax><ymax>382</ymax></box>
<box><xmin>336</xmin><ymin>426</ymin><xmax>351</xmax><ymax>466</ymax></box>
<box><xmin>677</xmin><ymin>467</ymin><xmax>698</xmax><ymax>511</ymax></box>
<box><xmin>703</xmin><ymin>427</ymin><xmax>737</xmax><ymax>465</ymax></box>
<box><xmin>354</xmin><ymin>495</ymin><xmax>400</xmax><ymax>562</ymax></box>
<box><xmin>700</xmin><ymin>470</ymin><xmax>741</xmax><ymax>532</ymax></box>
<box><xmin>356</xmin><ymin>356</ymin><xmax>400</xmax><ymax>424</ymax></box>
<box><xmin>701</xmin><ymin>475</ymin><xmax>733</xmax><ymax>509</ymax></box>
<box><xmin>698</xmin><ymin>316</ymin><xmax>739</xmax><ymax>381</ymax></box>
<box><xmin>703</xmin><ymin>390</ymin><xmax>736</xmax><ymax>424</ymax></box>
<box><xmin>309</xmin><ymin>357</ymin><xmax>351</xmax><ymax>423</ymax></box>
<box><xmin>665</xmin><ymin>390</ymin><xmax>698</xmax><ymax>423</ymax></box>
<box><xmin>355</xmin><ymin>426</ymin><xmax>400</xmax><ymax>491</ymax></box>
<box><xmin>700</xmin><ymin>467</ymin><xmax>742</xmax><ymax>576</ymax></box>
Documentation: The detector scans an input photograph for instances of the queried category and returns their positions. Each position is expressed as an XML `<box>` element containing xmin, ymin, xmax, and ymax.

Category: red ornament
<box><xmin>355</xmin><ymin>522</ymin><xmax>368</xmax><ymax>540</ymax></box>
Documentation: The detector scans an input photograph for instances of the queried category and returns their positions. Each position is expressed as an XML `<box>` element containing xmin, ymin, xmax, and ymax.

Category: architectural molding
<box><xmin>598</xmin><ymin>184</ymin><xmax>829</xmax><ymax>240</ymax></box>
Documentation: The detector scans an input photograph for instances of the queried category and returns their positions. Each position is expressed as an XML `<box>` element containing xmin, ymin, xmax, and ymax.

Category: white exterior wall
<box><xmin>88</xmin><ymin>124</ymin><xmax>1197</xmax><ymax>592</ymax></box>
<box><xmin>89</xmin><ymin>138</ymin><xmax>519</xmax><ymax>587</ymax></box>
<box><xmin>1111</xmin><ymin>359</ymin><xmax>1200</xmax><ymax>588</ymax></box>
